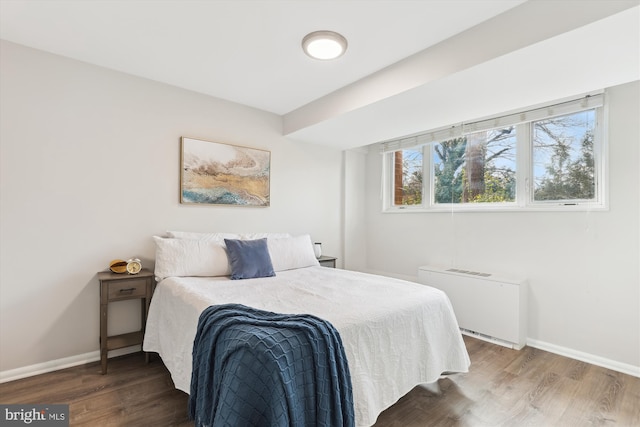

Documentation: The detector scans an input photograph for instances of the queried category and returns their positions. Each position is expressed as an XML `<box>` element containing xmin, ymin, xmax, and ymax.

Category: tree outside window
<box><xmin>532</xmin><ymin>110</ymin><xmax>596</xmax><ymax>202</ymax></box>
<box><xmin>433</xmin><ymin>127</ymin><xmax>517</xmax><ymax>204</ymax></box>
<box><xmin>393</xmin><ymin>148</ymin><xmax>422</xmax><ymax>205</ymax></box>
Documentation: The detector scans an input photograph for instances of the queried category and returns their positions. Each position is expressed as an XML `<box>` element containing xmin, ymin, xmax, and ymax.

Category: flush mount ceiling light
<box><xmin>302</xmin><ymin>30</ymin><xmax>348</xmax><ymax>60</ymax></box>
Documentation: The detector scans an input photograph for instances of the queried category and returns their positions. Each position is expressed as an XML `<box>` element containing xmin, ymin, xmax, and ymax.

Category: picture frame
<box><xmin>180</xmin><ymin>137</ymin><xmax>270</xmax><ymax>206</ymax></box>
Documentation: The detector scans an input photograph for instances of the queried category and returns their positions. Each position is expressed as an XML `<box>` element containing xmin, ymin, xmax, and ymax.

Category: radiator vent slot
<box><xmin>460</xmin><ymin>328</ymin><xmax>516</xmax><ymax>349</ymax></box>
<box><xmin>446</xmin><ymin>268</ymin><xmax>491</xmax><ymax>277</ymax></box>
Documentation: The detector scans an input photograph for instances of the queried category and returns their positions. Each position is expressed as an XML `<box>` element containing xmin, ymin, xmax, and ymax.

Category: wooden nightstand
<box><xmin>98</xmin><ymin>269</ymin><xmax>154</xmax><ymax>374</ymax></box>
<box><xmin>318</xmin><ymin>255</ymin><xmax>337</xmax><ymax>268</ymax></box>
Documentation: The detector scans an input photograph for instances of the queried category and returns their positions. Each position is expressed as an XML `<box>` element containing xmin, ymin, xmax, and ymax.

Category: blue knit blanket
<box><xmin>188</xmin><ymin>304</ymin><xmax>354</xmax><ymax>427</ymax></box>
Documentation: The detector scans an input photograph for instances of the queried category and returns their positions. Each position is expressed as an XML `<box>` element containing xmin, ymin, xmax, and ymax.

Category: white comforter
<box><xmin>143</xmin><ymin>266</ymin><xmax>470</xmax><ymax>427</ymax></box>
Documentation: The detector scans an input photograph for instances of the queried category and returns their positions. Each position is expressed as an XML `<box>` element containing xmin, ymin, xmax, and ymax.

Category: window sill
<box><xmin>383</xmin><ymin>203</ymin><xmax>608</xmax><ymax>213</ymax></box>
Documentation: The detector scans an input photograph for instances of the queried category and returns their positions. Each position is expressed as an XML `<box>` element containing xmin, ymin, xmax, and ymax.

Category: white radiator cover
<box><xmin>418</xmin><ymin>266</ymin><xmax>527</xmax><ymax>350</ymax></box>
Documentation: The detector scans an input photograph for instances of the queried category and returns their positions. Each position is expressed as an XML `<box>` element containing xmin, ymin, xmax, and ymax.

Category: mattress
<box><xmin>143</xmin><ymin>266</ymin><xmax>470</xmax><ymax>427</ymax></box>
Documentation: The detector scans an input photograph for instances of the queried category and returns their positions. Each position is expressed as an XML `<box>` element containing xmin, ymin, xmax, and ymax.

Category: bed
<box><xmin>143</xmin><ymin>233</ymin><xmax>470</xmax><ymax>427</ymax></box>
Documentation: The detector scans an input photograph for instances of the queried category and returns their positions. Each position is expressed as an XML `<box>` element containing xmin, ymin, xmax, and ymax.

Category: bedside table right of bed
<box><xmin>318</xmin><ymin>255</ymin><xmax>337</xmax><ymax>268</ymax></box>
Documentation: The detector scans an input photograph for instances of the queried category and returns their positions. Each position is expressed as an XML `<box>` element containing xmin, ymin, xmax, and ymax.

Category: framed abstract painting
<box><xmin>180</xmin><ymin>137</ymin><xmax>270</xmax><ymax>206</ymax></box>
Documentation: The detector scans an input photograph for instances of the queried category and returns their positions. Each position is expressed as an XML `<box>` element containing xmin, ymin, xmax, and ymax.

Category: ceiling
<box><xmin>1</xmin><ymin>0</ymin><xmax>639</xmax><ymax>149</ymax></box>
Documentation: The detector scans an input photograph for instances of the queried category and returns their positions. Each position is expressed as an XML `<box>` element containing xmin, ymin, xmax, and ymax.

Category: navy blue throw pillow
<box><xmin>224</xmin><ymin>238</ymin><xmax>276</xmax><ymax>280</ymax></box>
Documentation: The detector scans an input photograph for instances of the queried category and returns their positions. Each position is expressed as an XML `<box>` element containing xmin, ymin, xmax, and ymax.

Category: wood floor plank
<box><xmin>1</xmin><ymin>336</ymin><xmax>638</xmax><ymax>426</ymax></box>
<box><xmin>618</xmin><ymin>371</ymin><xmax>640</xmax><ymax>427</ymax></box>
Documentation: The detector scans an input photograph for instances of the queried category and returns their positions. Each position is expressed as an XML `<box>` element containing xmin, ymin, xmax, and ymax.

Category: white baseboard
<box><xmin>527</xmin><ymin>338</ymin><xmax>640</xmax><ymax>378</ymax></box>
<box><xmin>0</xmin><ymin>346</ymin><xmax>141</xmax><ymax>384</ymax></box>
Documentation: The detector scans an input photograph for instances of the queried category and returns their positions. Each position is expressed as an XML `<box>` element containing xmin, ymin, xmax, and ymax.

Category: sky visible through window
<box><xmin>532</xmin><ymin>110</ymin><xmax>596</xmax><ymax>201</ymax></box>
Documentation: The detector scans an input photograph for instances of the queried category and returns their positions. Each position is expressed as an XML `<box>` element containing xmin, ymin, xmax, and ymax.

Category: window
<box><xmin>532</xmin><ymin>110</ymin><xmax>597</xmax><ymax>203</ymax></box>
<box><xmin>433</xmin><ymin>127</ymin><xmax>517</xmax><ymax>205</ymax></box>
<box><xmin>392</xmin><ymin>148</ymin><xmax>423</xmax><ymax>206</ymax></box>
<box><xmin>383</xmin><ymin>94</ymin><xmax>606</xmax><ymax>212</ymax></box>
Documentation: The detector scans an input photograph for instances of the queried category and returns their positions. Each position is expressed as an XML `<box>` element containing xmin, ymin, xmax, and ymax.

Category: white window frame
<box><xmin>382</xmin><ymin>94</ymin><xmax>608</xmax><ymax>213</ymax></box>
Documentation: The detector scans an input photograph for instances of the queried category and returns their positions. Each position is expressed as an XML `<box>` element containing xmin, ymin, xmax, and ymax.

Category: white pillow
<box><xmin>267</xmin><ymin>235</ymin><xmax>320</xmax><ymax>272</ymax></box>
<box><xmin>153</xmin><ymin>236</ymin><xmax>230</xmax><ymax>280</ymax></box>
<box><xmin>166</xmin><ymin>231</ymin><xmax>291</xmax><ymax>241</ymax></box>
<box><xmin>166</xmin><ymin>231</ymin><xmax>239</xmax><ymax>241</ymax></box>
<box><xmin>241</xmin><ymin>232</ymin><xmax>291</xmax><ymax>240</ymax></box>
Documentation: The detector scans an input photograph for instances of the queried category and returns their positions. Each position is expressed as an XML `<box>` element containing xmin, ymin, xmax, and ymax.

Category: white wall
<box><xmin>0</xmin><ymin>40</ymin><xmax>343</xmax><ymax>373</ymax></box>
<box><xmin>342</xmin><ymin>149</ymin><xmax>368</xmax><ymax>272</ymax></box>
<box><xmin>361</xmin><ymin>81</ymin><xmax>640</xmax><ymax>373</ymax></box>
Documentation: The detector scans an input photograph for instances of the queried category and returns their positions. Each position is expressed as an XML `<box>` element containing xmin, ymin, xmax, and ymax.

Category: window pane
<box><xmin>433</xmin><ymin>127</ymin><xmax>516</xmax><ymax>204</ymax></box>
<box><xmin>392</xmin><ymin>148</ymin><xmax>423</xmax><ymax>205</ymax></box>
<box><xmin>532</xmin><ymin>110</ymin><xmax>596</xmax><ymax>202</ymax></box>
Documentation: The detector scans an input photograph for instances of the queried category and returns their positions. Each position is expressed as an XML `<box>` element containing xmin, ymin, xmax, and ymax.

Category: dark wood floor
<box><xmin>1</xmin><ymin>336</ymin><xmax>638</xmax><ymax>426</ymax></box>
